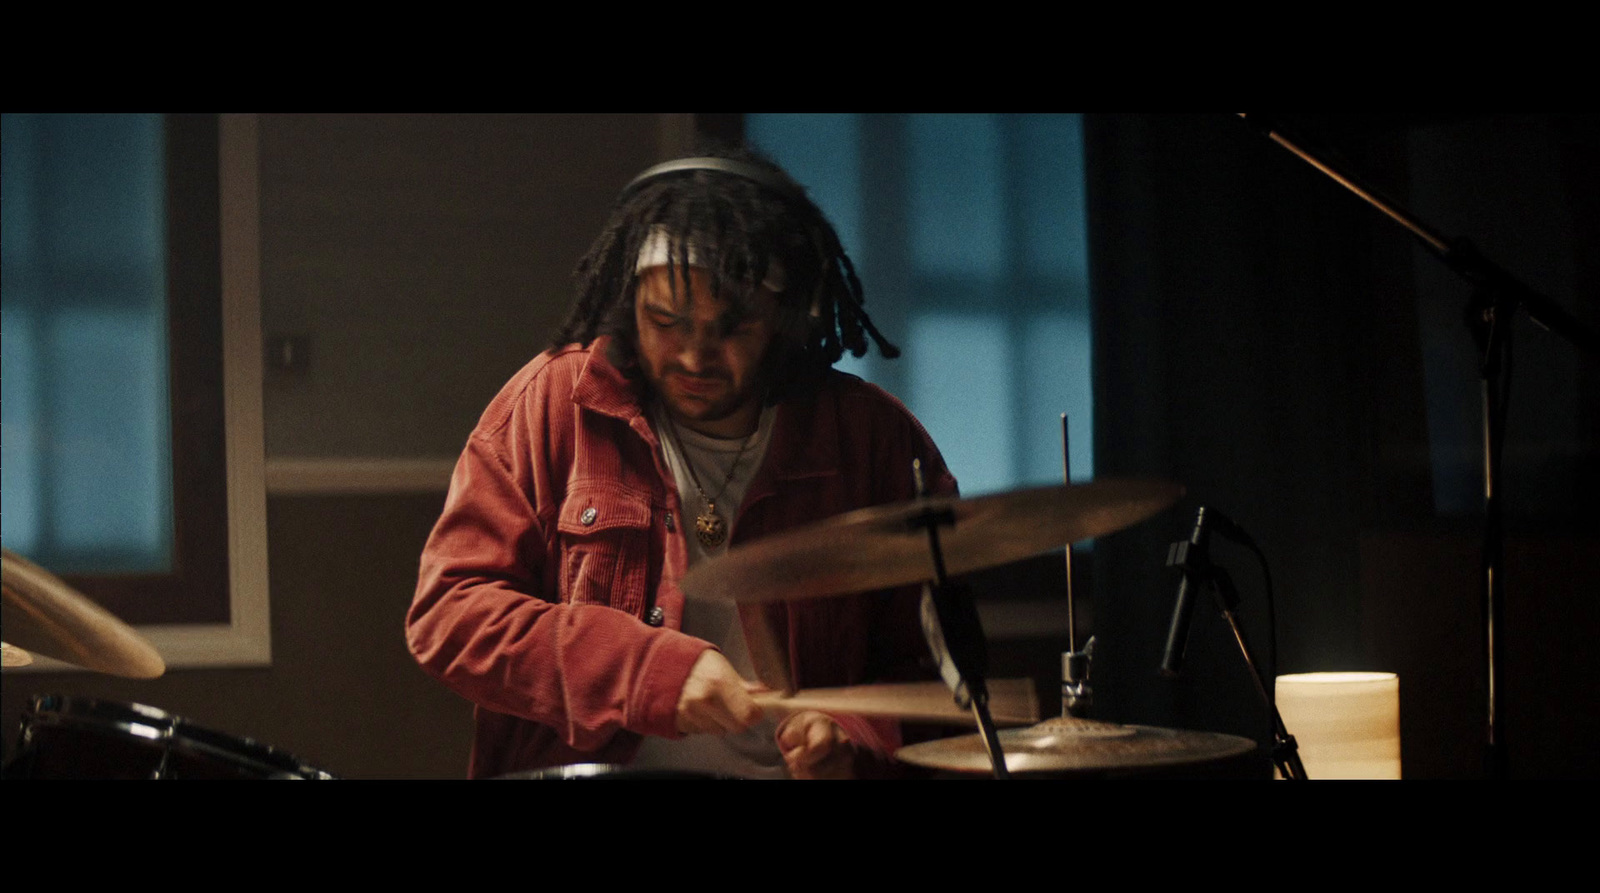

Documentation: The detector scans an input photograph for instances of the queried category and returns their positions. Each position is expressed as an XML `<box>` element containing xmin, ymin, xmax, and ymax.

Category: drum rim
<box><xmin>493</xmin><ymin>763</ymin><xmax>736</xmax><ymax>780</ymax></box>
<box><xmin>25</xmin><ymin>694</ymin><xmax>176</xmax><ymax>742</ymax></box>
<box><xmin>23</xmin><ymin>694</ymin><xmax>336</xmax><ymax>779</ymax></box>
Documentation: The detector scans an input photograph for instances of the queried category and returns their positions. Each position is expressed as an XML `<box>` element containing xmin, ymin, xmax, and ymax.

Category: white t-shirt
<box><xmin>629</xmin><ymin>403</ymin><xmax>788</xmax><ymax>778</ymax></box>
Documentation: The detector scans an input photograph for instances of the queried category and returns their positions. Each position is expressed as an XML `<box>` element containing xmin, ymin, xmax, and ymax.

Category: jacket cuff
<box><xmin>627</xmin><ymin>631</ymin><xmax>714</xmax><ymax>739</ymax></box>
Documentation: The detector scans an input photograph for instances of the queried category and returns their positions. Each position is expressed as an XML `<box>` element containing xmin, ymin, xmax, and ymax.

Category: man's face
<box><xmin>633</xmin><ymin>265</ymin><xmax>777</xmax><ymax>438</ymax></box>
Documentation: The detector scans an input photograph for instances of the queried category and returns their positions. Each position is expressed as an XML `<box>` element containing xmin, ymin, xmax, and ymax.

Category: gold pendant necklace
<box><xmin>663</xmin><ymin>414</ymin><xmax>753</xmax><ymax>551</ymax></box>
<box><xmin>695</xmin><ymin>499</ymin><xmax>728</xmax><ymax>550</ymax></box>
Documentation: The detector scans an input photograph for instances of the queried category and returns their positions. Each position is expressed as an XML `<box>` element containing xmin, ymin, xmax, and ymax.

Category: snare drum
<box><xmin>6</xmin><ymin>695</ymin><xmax>336</xmax><ymax>779</ymax></box>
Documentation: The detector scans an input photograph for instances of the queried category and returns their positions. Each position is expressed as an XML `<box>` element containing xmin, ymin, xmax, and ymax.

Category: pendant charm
<box><xmin>696</xmin><ymin>501</ymin><xmax>728</xmax><ymax>550</ymax></box>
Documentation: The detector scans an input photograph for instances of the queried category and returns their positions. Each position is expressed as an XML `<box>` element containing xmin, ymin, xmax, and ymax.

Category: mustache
<box><xmin>664</xmin><ymin>365</ymin><xmax>731</xmax><ymax>382</ymax></box>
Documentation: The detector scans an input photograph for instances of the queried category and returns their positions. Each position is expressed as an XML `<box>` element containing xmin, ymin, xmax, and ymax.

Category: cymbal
<box><xmin>1</xmin><ymin>549</ymin><xmax>166</xmax><ymax>679</ymax></box>
<box><xmin>2</xmin><ymin>641</ymin><xmax>34</xmax><ymax>668</ymax></box>
<box><xmin>681</xmin><ymin>479</ymin><xmax>1183</xmax><ymax>603</ymax></box>
<box><xmin>751</xmin><ymin>678</ymin><xmax>1040</xmax><ymax>727</ymax></box>
<box><xmin>896</xmin><ymin>716</ymin><xmax>1257</xmax><ymax>775</ymax></box>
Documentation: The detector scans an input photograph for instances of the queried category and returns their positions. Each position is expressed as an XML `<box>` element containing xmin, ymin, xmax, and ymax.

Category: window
<box><xmin>2</xmin><ymin>114</ymin><xmax>268</xmax><ymax>667</ymax></box>
<box><xmin>746</xmin><ymin>114</ymin><xmax>1094</xmax><ymax>495</ymax></box>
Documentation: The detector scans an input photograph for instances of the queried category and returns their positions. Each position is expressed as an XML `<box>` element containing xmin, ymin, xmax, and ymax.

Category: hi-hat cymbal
<box><xmin>896</xmin><ymin>716</ymin><xmax>1257</xmax><ymax>775</ymax></box>
<box><xmin>1</xmin><ymin>549</ymin><xmax>165</xmax><ymax>679</ymax></box>
<box><xmin>680</xmin><ymin>479</ymin><xmax>1183</xmax><ymax>603</ymax></box>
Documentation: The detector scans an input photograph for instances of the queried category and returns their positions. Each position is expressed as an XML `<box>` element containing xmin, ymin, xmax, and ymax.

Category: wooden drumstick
<box><xmin>750</xmin><ymin>678</ymin><xmax>1038</xmax><ymax>726</ymax></box>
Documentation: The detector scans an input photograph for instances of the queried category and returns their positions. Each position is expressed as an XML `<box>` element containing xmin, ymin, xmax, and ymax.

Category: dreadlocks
<box><xmin>551</xmin><ymin>145</ymin><xmax>899</xmax><ymax>401</ymax></box>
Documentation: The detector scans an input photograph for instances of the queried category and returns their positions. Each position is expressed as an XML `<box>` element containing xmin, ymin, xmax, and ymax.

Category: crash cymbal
<box><xmin>681</xmin><ymin>479</ymin><xmax>1183</xmax><ymax>603</ymax></box>
<box><xmin>2</xmin><ymin>641</ymin><xmax>34</xmax><ymax>668</ymax></box>
<box><xmin>896</xmin><ymin>716</ymin><xmax>1257</xmax><ymax>775</ymax></box>
<box><xmin>1</xmin><ymin>549</ymin><xmax>165</xmax><ymax>679</ymax></box>
<box><xmin>751</xmin><ymin>678</ymin><xmax>1040</xmax><ymax>727</ymax></box>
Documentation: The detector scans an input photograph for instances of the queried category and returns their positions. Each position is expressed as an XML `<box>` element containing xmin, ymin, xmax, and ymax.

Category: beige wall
<box><xmin>260</xmin><ymin>113</ymin><xmax>674</xmax><ymax>458</ymax></box>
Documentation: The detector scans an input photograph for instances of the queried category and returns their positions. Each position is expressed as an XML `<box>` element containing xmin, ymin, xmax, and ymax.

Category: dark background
<box><xmin>1081</xmin><ymin>113</ymin><xmax>1598</xmax><ymax>778</ymax></box>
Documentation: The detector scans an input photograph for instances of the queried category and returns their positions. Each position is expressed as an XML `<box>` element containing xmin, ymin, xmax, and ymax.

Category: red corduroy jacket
<box><xmin>407</xmin><ymin>338</ymin><xmax>956</xmax><ymax>778</ymax></box>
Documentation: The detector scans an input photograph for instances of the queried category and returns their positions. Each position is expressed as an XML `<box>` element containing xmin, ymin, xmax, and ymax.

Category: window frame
<box><xmin>12</xmin><ymin>114</ymin><xmax>270</xmax><ymax>670</ymax></box>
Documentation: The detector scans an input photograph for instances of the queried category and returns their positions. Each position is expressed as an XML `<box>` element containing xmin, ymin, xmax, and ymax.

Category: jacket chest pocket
<box><xmin>556</xmin><ymin>483</ymin><xmax>656</xmax><ymax>618</ymax></box>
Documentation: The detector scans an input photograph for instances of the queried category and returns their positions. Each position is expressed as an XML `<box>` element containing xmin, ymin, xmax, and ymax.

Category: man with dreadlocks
<box><xmin>408</xmin><ymin>148</ymin><xmax>955</xmax><ymax>779</ymax></box>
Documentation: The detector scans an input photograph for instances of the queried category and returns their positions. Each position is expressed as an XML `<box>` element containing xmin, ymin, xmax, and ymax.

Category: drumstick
<box><xmin>740</xmin><ymin>602</ymin><xmax>794</xmax><ymax>695</ymax></box>
<box><xmin>750</xmin><ymin>678</ymin><xmax>1039</xmax><ymax>727</ymax></box>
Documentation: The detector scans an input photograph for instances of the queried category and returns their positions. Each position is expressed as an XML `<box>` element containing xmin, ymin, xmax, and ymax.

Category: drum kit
<box><xmin>2</xmin><ymin>548</ymin><xmax>334</xmax><ymax>779</ymax></box>
<box><xmin>680</xmin><ymin>472</ymin><xmax>1259</xmax><ymax>779</ymax></box>
<box><xmin>3</xmin><ymin>472</ymin><xmax>1260</xmax><ymax>780</ymax></box>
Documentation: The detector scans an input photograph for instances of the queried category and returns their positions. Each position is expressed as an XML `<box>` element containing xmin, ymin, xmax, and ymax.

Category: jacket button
<box><xmin>645</xmin><ymin>606</ymin><xmax>665</xmax><ymax>627</ymax></box>
<box><xmin>580</xmin><ymin>507</ymin><xmax>597</xmax><ymax>526</ymax></box>
<box><xmin>664</xmin><ymin>511</ymin><xmax>675</xmax><ymax>532</ymax></box>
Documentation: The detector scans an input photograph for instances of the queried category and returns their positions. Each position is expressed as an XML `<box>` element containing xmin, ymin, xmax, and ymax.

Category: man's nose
<box><xmin>678</xmin><ymin>324</ymin><xmax>722</xmax><ymax>370</ymax></box>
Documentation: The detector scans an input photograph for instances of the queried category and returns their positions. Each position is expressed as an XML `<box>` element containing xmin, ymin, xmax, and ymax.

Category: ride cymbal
<box><xmin>681</xmin><ymin>479</ymin><xmax>1183</xmax><ymax>603</ymax></box>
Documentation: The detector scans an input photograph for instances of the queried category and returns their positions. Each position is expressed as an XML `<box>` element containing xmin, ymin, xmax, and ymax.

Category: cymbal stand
<box><xmin>910</xmin><ymin>459</ymin><xmax>1010</xmax><ymax>779</ymax></box>
<box><xmin>1060</xmin><ymin>414</ymin><xmax>1094</xmax><ymax>719</ymax></box>
<box><xmin>1062</xmin><ymin>640</ymin><xmax>1094</xmax><ymax>719</ymax></box>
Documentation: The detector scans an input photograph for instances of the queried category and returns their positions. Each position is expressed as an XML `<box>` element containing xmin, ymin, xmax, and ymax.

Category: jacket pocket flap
<box><xmin>557</xmin><ymin>481</ymin><xmax>655</xmax><ymax>534</ymax></box>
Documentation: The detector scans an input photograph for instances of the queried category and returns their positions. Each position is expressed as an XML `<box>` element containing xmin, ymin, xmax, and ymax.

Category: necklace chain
<box><xmin>663</xmin><ymin>412</ymin><xmax>753</xmax><ymax>550</ymax></box>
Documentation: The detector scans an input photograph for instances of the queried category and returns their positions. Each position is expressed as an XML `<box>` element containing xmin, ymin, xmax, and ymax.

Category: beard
<box><xmin>645</xmin><ymin>363</ymin><xmax>760</xmax><ymax>427</ymax></box>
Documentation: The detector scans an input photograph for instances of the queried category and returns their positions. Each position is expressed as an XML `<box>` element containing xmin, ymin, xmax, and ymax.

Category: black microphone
<box><xmin>1161</xmin><ymin>506</ymin><xmax>1215</xmax><ymax>676</ymax></box>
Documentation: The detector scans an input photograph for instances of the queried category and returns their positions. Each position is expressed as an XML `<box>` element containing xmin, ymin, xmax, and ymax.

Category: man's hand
<box><xmin>776</xmin><ymin>711</ymin><xmax>856</xmax><ymax>779</ymax></box>
<box><xmin>675</xmin><ymin>650</ymin><xmax>763</xmax><ymax>736</ymax></box>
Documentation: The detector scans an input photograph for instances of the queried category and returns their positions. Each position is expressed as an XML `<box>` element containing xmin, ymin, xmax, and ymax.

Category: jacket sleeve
<box><xmin>405</xmin><ymin>371</ymin><xmax>710</xmax><ymax>753</ymax></box>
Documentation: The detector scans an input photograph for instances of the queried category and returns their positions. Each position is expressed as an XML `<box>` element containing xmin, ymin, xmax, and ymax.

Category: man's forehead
<box><xmin>635</xmin><ymin>266</ymin><xmax>774</xmax><ymax>317</ymax></box>
<box><xmin>636</xmin><ymin>266</ymin><xmax>710</xmax><ymax>307</ymax></box>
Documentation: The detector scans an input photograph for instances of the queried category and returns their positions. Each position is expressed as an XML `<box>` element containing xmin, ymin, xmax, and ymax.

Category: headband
<box><xmin>620</xmin><ymin>156</ymin><xmax>807</xmax><ymax>204</ymax></box>
<box><xmin>635</xmin><ymin>225</ymin><xmax>787</xmax><ymax>292</ymax></box>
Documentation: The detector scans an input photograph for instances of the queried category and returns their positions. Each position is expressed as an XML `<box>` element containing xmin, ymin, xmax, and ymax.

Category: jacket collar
<box><xmin>573</xmin><ymin>335</ymin><xmax>842</xmax><ymax>490</ymax></box>
<box><xmin>571</xmin><ymin>336</ymin><xmax>646</xmax><ymax>423</ymax></box>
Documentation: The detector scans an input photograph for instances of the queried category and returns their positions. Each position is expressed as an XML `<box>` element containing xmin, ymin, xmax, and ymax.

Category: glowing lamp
<box><xmin>1275</xmin><ymin>672</ymin><xmax>1400</xmax><ymax>779</ymax></box>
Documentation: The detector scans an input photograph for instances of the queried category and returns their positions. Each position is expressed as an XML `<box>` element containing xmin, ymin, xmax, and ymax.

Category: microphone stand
<box><xmin>1238</xmin><ymin>114</ymin><xmax>1599</xmax><ymax>778</ymax></box>
<box><xmin>1166</xmin><ymin>523</ymin><xmax>1307</xmax><ymax>780</ymax></box>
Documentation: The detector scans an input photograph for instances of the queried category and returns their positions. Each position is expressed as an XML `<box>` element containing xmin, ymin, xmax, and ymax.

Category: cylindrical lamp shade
<box><xmin>1275</xmin><ymin>672</ymin><xmax>1400</xmax><ymax>779</ymax></box>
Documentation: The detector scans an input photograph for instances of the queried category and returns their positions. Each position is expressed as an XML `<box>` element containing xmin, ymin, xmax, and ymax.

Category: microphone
<box><xmin>1161</xmin><ymin>506</ymin><xmax>1216</xmax><ymax>677</ymax></box>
